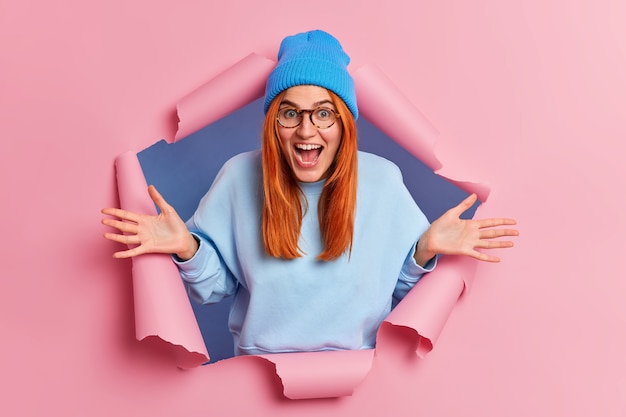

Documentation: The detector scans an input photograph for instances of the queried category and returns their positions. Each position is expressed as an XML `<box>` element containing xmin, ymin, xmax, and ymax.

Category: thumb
<box><xmin>147</xmin><ymin>185</ymin><xmax>174</xmax><ymax>213</ymax></box>
<box><xmin>451</xmin><ymin>193</ymin><xmax>478</xmax><ymax>216</ymax></box>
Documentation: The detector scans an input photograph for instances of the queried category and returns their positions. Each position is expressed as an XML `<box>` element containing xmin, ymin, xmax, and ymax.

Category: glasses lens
<box><xmin>312</xmin><ymin>107</ymin><xmax>336</xmax><ymax>128</ymax></box>
<box><xmin>277</xmin><ymin>107</ymin><xmax>337</xmax><ymax>128</ymax></box>
<box><xmin>278</xmin><ymin>108</ymin><xmax>301</xmax><ymax>128</ymax></box>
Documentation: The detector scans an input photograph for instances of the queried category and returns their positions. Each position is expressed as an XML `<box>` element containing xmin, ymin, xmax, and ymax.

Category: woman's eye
<box><xmin>316</xmin><ymin>109</ymin><xmax>331</xmax><ymax>119</ymax></box>
<box><xmin>283</xmin><ymin>109</ymin><xmax>298</xmax><ymax>119</ymax></box>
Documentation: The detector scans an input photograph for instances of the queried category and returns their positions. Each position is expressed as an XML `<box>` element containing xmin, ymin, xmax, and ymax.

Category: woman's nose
<box><xmin>296</xmin><ymin>112</ymin><xmax>316</xmax><ymax>137</ymax></box>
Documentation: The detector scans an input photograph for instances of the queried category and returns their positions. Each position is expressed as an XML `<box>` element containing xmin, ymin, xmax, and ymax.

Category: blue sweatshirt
<box><xmin>174</xmin><ymin>150</ymin><xmax>436</xmax><ymax>356</ymax></box>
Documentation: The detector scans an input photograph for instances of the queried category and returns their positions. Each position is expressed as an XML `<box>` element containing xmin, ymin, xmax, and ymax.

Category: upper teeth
<box><xmin>295</xmin><ymin>144</ymin><xmax>321</xmax><ymax>150</ymax></box>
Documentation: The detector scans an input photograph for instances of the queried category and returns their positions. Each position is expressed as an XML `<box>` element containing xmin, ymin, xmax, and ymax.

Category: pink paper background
<box><xmin>2</xmin><ymin>0</ymin><xmax>625</xmax><ymax>415</ymax></box>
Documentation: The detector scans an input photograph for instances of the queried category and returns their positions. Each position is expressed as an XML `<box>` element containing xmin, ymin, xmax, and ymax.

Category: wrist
<box><xmin>414</xmin><ymin>236</ymin><xmax>436</xmax><ymax>267</ymax></box>
<box><xmin>175</xmin><ymin>234</ymin><xmax>199</xmax><ymax>261</ymax></box>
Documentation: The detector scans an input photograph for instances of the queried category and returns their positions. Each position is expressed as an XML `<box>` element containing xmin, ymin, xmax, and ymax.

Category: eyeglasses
<box><xmin>277</xmin><ymin>107</ymin><xmax>340</xmax><ymax>129</ymax></box>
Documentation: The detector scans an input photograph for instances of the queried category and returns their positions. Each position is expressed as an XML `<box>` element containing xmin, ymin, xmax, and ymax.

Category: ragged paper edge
<box><xmin>353</xmin><ymin>64</ymin><xmax>489</xmax><ymax>354</ymax></box>
<box><xmin>115</xmin><ymin>151</ymin><xmax>210</xmax><ymax>369</ymax></box>
<box><xmin>114</xmin><ymin>54</ymin><xmax>491</xmax><ymax>398</ymax></box>
<box><xmin>174</xmin><ymin>53</ymin><xmax>276</xmax><ymax>142</ymax></box>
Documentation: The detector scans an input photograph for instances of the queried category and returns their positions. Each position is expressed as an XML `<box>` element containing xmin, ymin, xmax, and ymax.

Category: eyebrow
<box><xmin>279</xmin><ymin>99</ymin><xmax>336</xmax><ymax>109</ymax></box>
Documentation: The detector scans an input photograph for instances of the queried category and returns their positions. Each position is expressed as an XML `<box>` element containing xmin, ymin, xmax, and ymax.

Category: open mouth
<box><xmin>294</xmin><ymin>143</ymin><xmax>323</xmax><ymax>167</ymax></box>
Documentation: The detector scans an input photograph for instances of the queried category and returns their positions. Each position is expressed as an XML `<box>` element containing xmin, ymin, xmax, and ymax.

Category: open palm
<box><xmin>101</xmin><ymin>185</ymin><xmax>195</xmax><ymax>259</ymax></box>
<box><xmin>421</xmin><ymin>194</ymin><xmax>518</xmax><ymax>263</ymax></box>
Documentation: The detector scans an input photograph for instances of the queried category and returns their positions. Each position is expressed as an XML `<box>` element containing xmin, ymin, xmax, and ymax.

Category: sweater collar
<box><xmin>298</xmin><ymin>178</ymin><xmax>325</xmax><ymax>196</ymax></box>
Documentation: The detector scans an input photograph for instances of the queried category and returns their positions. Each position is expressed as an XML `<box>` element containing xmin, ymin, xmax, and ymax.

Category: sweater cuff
<box><xmin>402</xmin><ymin>242</ymin><xmax>438</xmax><ymax>278</ymax></box>
<box><xmin>171</xmin><ymin>233</ymin><xmax>210</xmax><ymax>282</ymax></box>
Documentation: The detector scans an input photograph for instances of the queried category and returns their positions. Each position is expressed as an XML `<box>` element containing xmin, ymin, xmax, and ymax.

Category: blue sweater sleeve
<box><xmin>173</xmin><ymin>231</ymin><xmax>237</xmax><ymax>304</ymax></box>
<box><xmin>393</xmin><ymin>243</ymin><xmax>438</xmax><ymax>308</ymax></box>
<box><xmin>170</xmin><ymin>153</ymin><xmax>258</xmax><ymax>305</ymax></box>
<box><xmin>358</xmin><ymin>152</ymin><xmax>437</xmax><ymax>308</ymax></box>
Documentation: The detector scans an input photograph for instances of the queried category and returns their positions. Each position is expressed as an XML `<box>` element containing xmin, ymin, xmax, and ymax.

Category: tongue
<box><xmin>300</xmin><ymin>148</ymin><xmax>321</xmax><ymax>163</ymax></box>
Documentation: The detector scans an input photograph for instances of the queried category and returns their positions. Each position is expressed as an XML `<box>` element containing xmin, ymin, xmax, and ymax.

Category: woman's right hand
<box><xmin>101</xmin><ymin>185</ymin><xmax>198</xmax><ymax>260</ymax></box>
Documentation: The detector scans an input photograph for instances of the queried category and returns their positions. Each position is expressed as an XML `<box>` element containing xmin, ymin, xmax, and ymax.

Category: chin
<box><xmin>294</xmin><ymin>171</ymin><xmax>324</xmax><ymax>183</ymax></box>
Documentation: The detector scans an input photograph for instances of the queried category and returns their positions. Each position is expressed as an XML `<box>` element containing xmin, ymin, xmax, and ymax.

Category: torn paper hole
<box><xmin>112</xmin><ymin>53</ymin><xmax>490</xmax><ymax>399</ymax></box>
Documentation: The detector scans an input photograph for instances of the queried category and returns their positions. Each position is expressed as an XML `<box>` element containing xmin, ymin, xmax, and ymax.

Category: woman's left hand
<box><xmin>414</xmin><ymin>193</ymin><xmax>519</xmax><ymax>266</ymax></box>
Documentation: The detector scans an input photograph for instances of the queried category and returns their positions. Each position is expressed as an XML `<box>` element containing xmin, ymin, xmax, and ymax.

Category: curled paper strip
<box><xmin>353</xmin><ymin>65</ymin><xmax>442</xmax><ymax>173</ymax></box>
<box><xmin>353</xmin><ymin>65</ymin><xmax>490</xmax><ymax>203</ymax></box>
<box><xmin>258</xmin><ymin>349</ymin><xmax>375</xmax><ymax>400</ymax></box>
<box><xmin>115</xmin><ymin>152</ymin><xmax>209</xmax><ymax>369</ymax></box>
<box><xmin>114</xmin><ymin>53</ymin><xmax>488</xmax><ymax>398</ymax></box>
<box><xmin>384</xmin><ymin>255</ymin><xmax>477</xmax><ymax>355</ymax></box>
<box><xmin>174</xmin><ymin>53</ymin><xmax>276</xmax><ymax>141</ymax></box>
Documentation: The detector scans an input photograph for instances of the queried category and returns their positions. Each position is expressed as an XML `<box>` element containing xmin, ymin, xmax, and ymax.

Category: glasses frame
<box><xmin>276</xmin><ymin>106</ymin><xmax>341</xmax><ymax>129</ymax></box>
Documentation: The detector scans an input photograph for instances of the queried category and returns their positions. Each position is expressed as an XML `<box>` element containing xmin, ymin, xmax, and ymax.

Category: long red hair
<box><xmin>261</xmin><ymin>90</ymin><xmax>358</xmax><ymax>261</ymax></box>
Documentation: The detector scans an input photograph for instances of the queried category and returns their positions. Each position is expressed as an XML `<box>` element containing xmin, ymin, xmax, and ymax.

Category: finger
<box><xmin>475</xmin><ymin>240</ymin><xmax>515</xmax><ymax>249</ymax></box>
<box><xmin>101</xmin><ymin>207</ymin><xmax>140</xmax><ymax>223</ymax></box>
<box><xmin>112</xmin><ymin>245</ymin><xmax>144</xmax><ymax>259</ymax></box>
<box><xmin>477</xmin><ymin>218</ymin><xmax>518</xmax><ymax>228</ymax></box>
<box><xmin>470</xmin><ymin>249</ymin><xmax>501</xmax><ymax>263</ymax></box>
<box><xmin>479</xmin><ymin>228</ymin><xmax>519</xmax><ymax>239</ymax></box>
<box><xmin>101</xmin><ymin>218</ymin><xmax>139</xmax><ymax>234</ymax></box>
<box><xmin>148</xmin><ymin>185</ymin><xmax>175</xmax><ymax>213</ymax></box>
<box><xmin>103</xmin><ymin>232</ymin><xmax>141</xmax><ymax>245</ymax></box>
<box><xmin>450</xmin><ymin>193</ymin><xmax>478</xmax><ymax>216</ymax></box>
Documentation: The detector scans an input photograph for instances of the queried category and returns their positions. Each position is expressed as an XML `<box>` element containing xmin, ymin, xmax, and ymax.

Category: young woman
<box><xmin>102</xmin><ymin>30</ymin><xmax>518</xmax><ymax>356</ymax></box>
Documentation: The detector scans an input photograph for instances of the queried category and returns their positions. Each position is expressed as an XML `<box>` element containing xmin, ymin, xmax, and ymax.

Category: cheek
<box><xmin>326</xmin><ymin>130</ymin><xmax>343</xmax><ymax>155</ymax></box>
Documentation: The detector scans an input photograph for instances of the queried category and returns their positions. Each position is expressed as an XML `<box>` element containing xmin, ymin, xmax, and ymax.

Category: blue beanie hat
<box><xmin>264</xmin><ymin>30</ymin><xmax>358</xmax><ymax>120</ymax></box>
